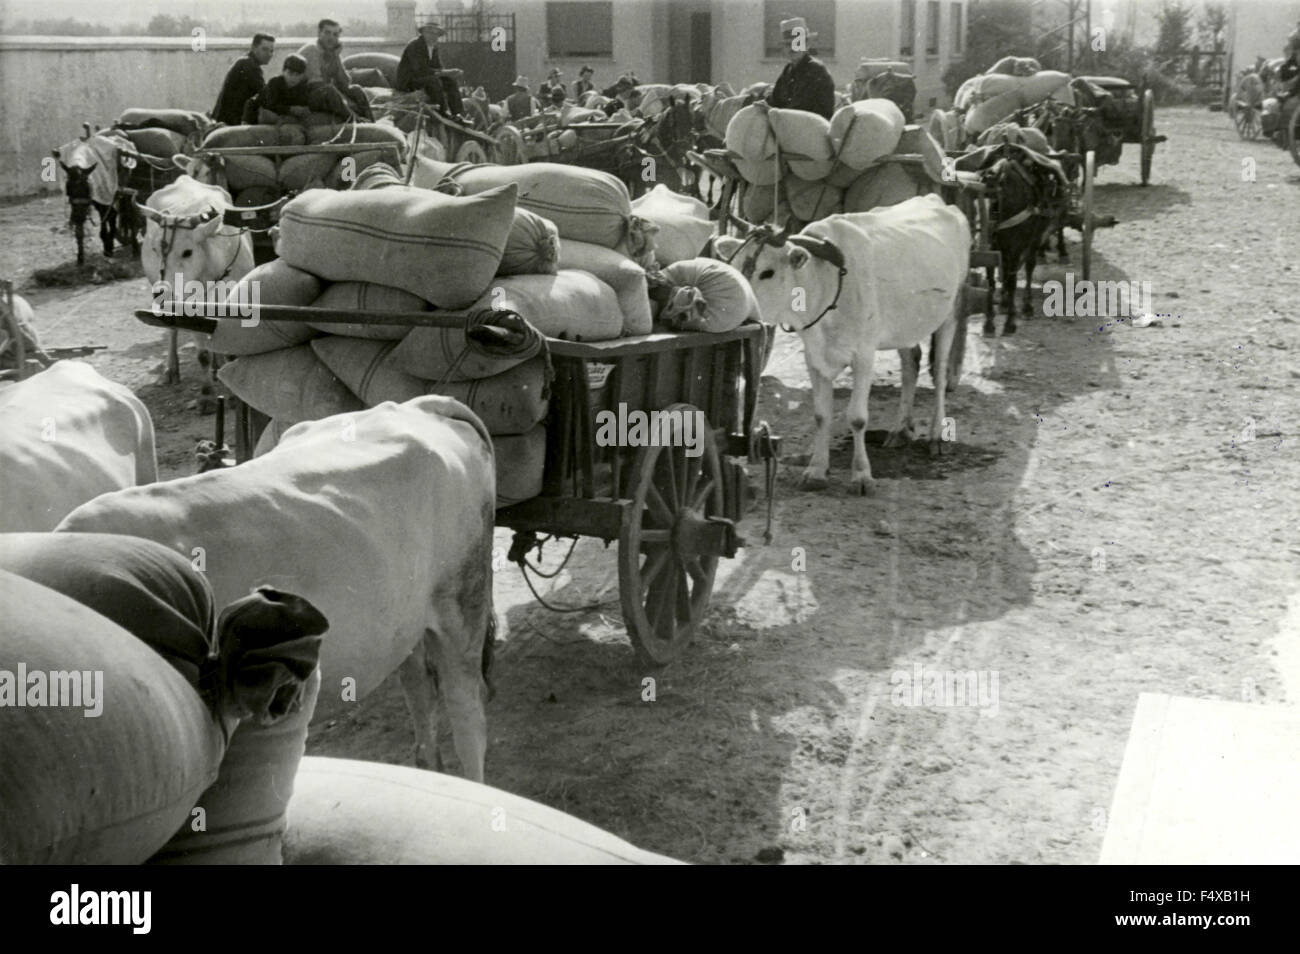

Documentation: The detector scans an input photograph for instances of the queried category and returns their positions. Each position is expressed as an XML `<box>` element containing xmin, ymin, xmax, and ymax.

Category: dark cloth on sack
<box><xmin>768</xmin><ymin>54</ymin><xmax>836</xmax><ymax>119</ymax></box>
<box><xmin>213</xmin><ymin>53</ymin><xmax>266</xmax><ymax>125</ymax></box>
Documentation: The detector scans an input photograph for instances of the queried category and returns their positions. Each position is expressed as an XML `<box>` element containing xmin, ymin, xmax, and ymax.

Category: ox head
<box><xmin>714</xmin><ymin>225</ymin><xmax>844</xmax><ymax>332</ymax></box>
<box><xmin>137</xmin><ymin>176</ymin><xmax>243</xmax><ymax>302</ymax></box>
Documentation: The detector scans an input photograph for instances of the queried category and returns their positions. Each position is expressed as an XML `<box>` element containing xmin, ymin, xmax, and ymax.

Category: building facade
<box><xmin>497</xmin><ymin>0</ymin><xmax>968</xmax><ymax>110</ymax></box>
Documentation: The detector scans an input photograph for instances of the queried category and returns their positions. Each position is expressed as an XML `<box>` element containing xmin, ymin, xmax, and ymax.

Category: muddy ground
<box><xmin>6</xmin><ymin>106</ymin><xmax>1299</xmax><ymax>864</ymax></box>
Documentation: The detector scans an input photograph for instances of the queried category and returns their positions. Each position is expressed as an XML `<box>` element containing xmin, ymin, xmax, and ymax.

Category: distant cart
<box><xmin>137</xmin><ymin>302</ymin><xmax>779</xmax><ymax>668</ymax></box>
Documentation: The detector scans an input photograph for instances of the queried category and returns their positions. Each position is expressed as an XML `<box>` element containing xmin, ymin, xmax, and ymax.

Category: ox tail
<box><xmin>481</xmin><ymin>602</ymin><xmax>497</xmax><ymax>702</ymax></box>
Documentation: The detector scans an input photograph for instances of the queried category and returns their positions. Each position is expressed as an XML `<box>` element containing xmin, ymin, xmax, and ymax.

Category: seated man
<box><xmin>505</xmin><ymin>76</ymin><xmax>535</xmax><ymax>121</ymax></box>
<box><xmin>255</xmin><ymin>54</ymin><xmax>313</xmax><ymax>124</ymax></box>
<box><xmin>297</xmin><ymin>18</ymin><xmax>373</xmax><ymax>121</ymax></box>
<box><xmin>396</xmin><ymin>21</ymin><xmax>467</xmax><ymax>121</ymax></box>
<box><xmin>213</xmin><ymin>33</ymin><xmax>274</xmax><ymax>125</ymax></box>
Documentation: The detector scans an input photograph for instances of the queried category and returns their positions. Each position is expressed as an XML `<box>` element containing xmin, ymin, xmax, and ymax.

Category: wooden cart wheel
<box><xmin>619</xmin><ymin>404</ymin><xmax>724</xmax><ymax>667</ymax></box>
<box><xmin>1139</xmin><ymin>89</ymin><xmax>1155</xmax><ymax>186</ymax></box>
<box><xmin>1081</xmin><ymin>150</ymin><xmax>1096</xmax><ymax>282</ymax></box>
<box><xmin>1234</xmin><ymin>102</ymin><xmax>1260</xmax><ymax>140</ymax></box>
<box><xmin>455</xmin><ymin>139</ymin><xmax>490</xmax><ymax>164</ymax></box>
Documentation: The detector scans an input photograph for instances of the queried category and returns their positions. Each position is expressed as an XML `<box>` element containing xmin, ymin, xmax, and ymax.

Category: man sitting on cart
<box><xmin>212</xmin><ymin>33</ymin><xmax>275</xmax><ymax>125</ymax></box>
<box><xmin>297</xmin><ymin>19</ymin><xmax>374</xmax><ymax>122</ymax></box>
<box><xmin>505</xmin><ymin>76</ymin><xmax>535</xmax><ymax>121</ymax></box>
<box><xmin>767</xmin><ymin>17</ymin><xmax>835</xmax><ymax>119</ymax></box>
<box><xmin>397</xmin><ymin>20</ymin><xmax>470</xmax><ymax>124</ymax></box>
<box><xmin>252</xmin><ymin>54</ymin><xmax>313</xmax><ymax>124</ymax></box>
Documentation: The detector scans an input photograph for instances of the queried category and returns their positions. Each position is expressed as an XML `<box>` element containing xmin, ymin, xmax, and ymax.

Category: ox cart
<box><xmin>136</xmin><ymin>303</ymin><xmax>780</xmax><ymax>667</ymax></box>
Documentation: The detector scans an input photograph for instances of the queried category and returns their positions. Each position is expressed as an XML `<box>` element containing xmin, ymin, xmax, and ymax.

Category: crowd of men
<box><xmin>211</xmin><ymin>14</ymin><xmax>847</xmax><ymax>133</ymax></box>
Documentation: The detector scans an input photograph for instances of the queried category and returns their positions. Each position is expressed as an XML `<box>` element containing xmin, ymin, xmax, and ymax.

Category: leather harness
<box><xmin>725</xmin><ymin>224</ymin><xmax>849</xmax><ymax>333</ymax></box>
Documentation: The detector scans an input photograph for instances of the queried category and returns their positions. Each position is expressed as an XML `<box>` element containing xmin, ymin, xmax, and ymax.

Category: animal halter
<box><xmin>728</xmin><ymin>225</ymin><xmax>848</xmax><ymax>333</ymax></box>
<box><xmin>154</xmin><ymin>208</ymin><xmax>242</xmax><ymax>286</ymax></box>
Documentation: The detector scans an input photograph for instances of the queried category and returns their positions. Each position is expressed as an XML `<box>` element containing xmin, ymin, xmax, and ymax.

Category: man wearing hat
<box><xmin>538</xmin><ymin>67</ymin><xmax>566</xmax><ymax>101</ymax></box>
<box><xmin>767</xmin><ymin>16</ymin><xmax>835</xmax><ymax>119</ymax></box>
<box><xmin>505</xmin><ymin>76</ymin><xmax>535</xmax><ymax>121</ymax></box>
<box><xmin>573</xmin><ymin>65</ymin><xmax>596</xmax><ymax>101</ymax></box>
<box><xmin>397</xmin><ymin>20</ymin><xmax>468</xmax><ymax>121</ymax></box>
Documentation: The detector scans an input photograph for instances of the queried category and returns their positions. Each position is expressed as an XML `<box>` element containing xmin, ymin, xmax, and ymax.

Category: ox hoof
<box><xmin>929</xmin><ymin>438</ymin><xmax>952</xmax><ymax>458</ymax></box>
<box><xmin>848</xmin><ymin>474</ymin><xmax>877</xmax><ymax>496</ymax></box>
<box><xmin>798</xmin><ymin>470</ymin><xmax>829</xmax><ymax>492</ymax></box>
<box><xmin>1003</xmin><ymin>320</ymin><xmax>1017</xmax><ymax>336</ymax></box>
<box><xmin>161</xmin><ymin>369</ymin><xmax>181</xmax><ymax>386</ymax></box>
<box><xmin>883</xmin><ymin>428</ymin><xmax>914</xmax><ymax>449</ymax></box>
<box><xmin>982</xmin><ymin>318</ymin><xmax>997</xmax><ymax>337</ymax></box>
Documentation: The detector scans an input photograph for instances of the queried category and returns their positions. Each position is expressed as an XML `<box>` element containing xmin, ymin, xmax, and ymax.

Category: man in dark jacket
<box><xmin>213</xmin><ymin>34</ymin><xmax>275</xmax><ymax>125</ymax></box>
<box><xmin>396</xmin><ymin>21</ymin><xmax>467</xmax><ymax>121</ymax></box>
<box><xmin>767</xmin><ymin>17</ymin><xmax>836</xmax><ymax>119</ymax></box>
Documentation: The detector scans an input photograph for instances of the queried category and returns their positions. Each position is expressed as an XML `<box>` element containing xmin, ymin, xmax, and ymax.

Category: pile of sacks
<box><xmin>113</xmin><ymin>108</ymin><xmax>211</xmax><ymax>195</ymax></box>
<box><xmin>723</xmin><ymin>98</ymin><xmax>946</xmax><ymax>223</ymax></box>
<box><xmin>953</xmin><ymin>59</ymin><xmax>1072</xmax><ymax>136</ymax></box>
<box><xmin>196</xmin><ymin>121</ymin><xmax>408</xmax><ymax>208</ymax></box>
<box><xmin>212</xmin><ymin>164</ymin><xmax>758</xmax><ymax>506</ymax></box>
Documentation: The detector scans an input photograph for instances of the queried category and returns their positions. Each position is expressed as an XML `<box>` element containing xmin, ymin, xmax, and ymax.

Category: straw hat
<box><xmin>780</xmin><ymin>16</ymin><xmax>817</xmax><ymax>40</ymax></box>
<box><xmin>511</xmin><ymin>75</ymin><xmax>529</xmax><ymax>90</ymax></box>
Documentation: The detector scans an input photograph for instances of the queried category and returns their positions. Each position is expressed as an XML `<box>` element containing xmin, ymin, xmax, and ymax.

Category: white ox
<box><xmin>139</xmin><ymin>175</ymin><xmax>255</xmax><ymax>387</ymax></box>
<box><xmin>58</xmin><ymin>396</ymin><xmax>497</xmax><ymax>781</ymax></box>
<box><xmin>717</xmin><ymin>194</ymin><xmax>971</xmax><ymax>495</ymax></box>
<box><xmin>0</xmin><ymin>361</ymin><xmax>157</xmax><ymax>531</ymax></box>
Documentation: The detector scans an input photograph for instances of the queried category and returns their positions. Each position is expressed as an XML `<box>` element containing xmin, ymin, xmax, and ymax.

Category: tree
<box><xmin>941</xmin><ymin>0</ymin><xmax>1035</xmax><ymax>96</ymax></box>
<box><xmin>1198</xmin><ymin>2</ymin><xmax>1228</xmax><ymax>50</ymax></box>
<box><xmin>1153</xmin><ymin>1</ymin><xmax>1193</xmax><ymax>58</ymax></box>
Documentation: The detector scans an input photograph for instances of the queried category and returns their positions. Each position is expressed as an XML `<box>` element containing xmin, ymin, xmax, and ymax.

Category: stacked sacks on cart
<box><xmin>954</xmin><ymin>67</ymin><xmax>1072</xmax><ymax>136</ymax></box>
<box><xmin>111</xmin><ymin>108</ymin><xmax>211</xmax><ymax>195</ymax></box>
<box><xmin>209</xmin><ymin>181</ymin><xmax>624</xmax><ymax>507</ymax></box>
<box><xmin>195</xmin><ymin>122</ymin><xmax>407</xmax><ymax>207</ymax></box>
<box><xmin>726</xmin><ymin>97</ymin><xmax>947</xmax><ymax>222</ymax></box>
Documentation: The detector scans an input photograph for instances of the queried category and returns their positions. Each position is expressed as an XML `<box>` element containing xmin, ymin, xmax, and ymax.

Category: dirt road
<box><xmin>8</xmin><ymin>107</ymin><xmax>1299</xmax><ymax>864</ymax></box>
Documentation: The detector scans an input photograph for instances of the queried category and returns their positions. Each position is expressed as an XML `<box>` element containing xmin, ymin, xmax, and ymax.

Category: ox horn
<box><xmin>134</xmin><ymin>198</ymin><xmax>164</xmax><ymax>224</ymax></box>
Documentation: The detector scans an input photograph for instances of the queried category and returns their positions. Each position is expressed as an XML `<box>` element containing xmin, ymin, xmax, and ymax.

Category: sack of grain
<box><xmin>784</xmin><ymin>175</ymin><xmax>844</xmax><ymax>221</ymax></box>
<box><xmin>410</xmin><ymin>159</ymin><xmax>633</xmax><ymax>251</ymax></box>
<box><xmin>976</xmin><ymin>121</ymin><xmax>1051</xmax><ymax>154</ymax></box>
<box><xmin>125</xmin><ymin>126</ymin><xmax>189</xmax><ymax>159</ymax></box>
<box><xmin>893</xmin><ymin>124</ymin><xmax>947</xmax><ymax>183</ymax></box>
<box><xmin>1015</xmin><ymin>70</ymin><xmax>1071</xmax><ymax>107</ymax></box>
<box><xmin>306</xmin><ymin>282</ymin><xmax>429</xmax><ymax>338</ymax></box>
<box><xmin>209</xmin><ymin>260</ymin><xmax>323</xmax><ymax>355</ymax></box>
<box><xmin>739</xmin><ymin>181</ymin><xmax>791</xmax><ymax>224</ymax></box>
<box><xmin>557</xmin><ymin>239</ymin><xmax>652</xmax><ymax>336</ymax></box>
<box><xmin>734</xmin><ymin>156</ymin><xmax>782</xmax><ymax>186</ymax></box>
<box><xmin>342</xmin><ymin>52</ymin><xmax>400</xmax><ymax>87</ymax></box>
<box><xmin>499</xmin><ymin>208</ymin><xmax>561</xmax><ymax>276</ymax></box>
<box><xmin>311</xmin><ymin>338</ymin><xmax>550</xmax><ymax>435</ymax></box>
<box><xmin>830</xmin><ymin>98</ymin><xmax>905</xmax><ymax>170</ymax></box>
<box><xmin>768</xmin><ymin>108</ymin><xmax>834</xmax><ymax>180</ymax></box>
<box><xmin>657</xmin><ymin>258</ymin><xmax>760</xmax><ymax>333</ymax></box>
<box><xmin>494</xmin><ymin>426</ymin><xmax>546</xmax><ymax>507</ymax></box>
<box><xmin>988</xmin><ymin>56</ymin><xmax>1042</xmax><ymax>76</ymax></box>
<box><xmin>204</xmin><ymin>125</ymin><xmax>302</xmax><ymax>149</ymax></box>
<box><xmin>725</xmin><ymin>102</ymin><xmax>777</xmax><ymax>160</ymax></box>
<box><xmin>967</xmin><ymin>73</ymin><xmax>1022</xmax><ymax>102</ymax></box>
<box><xmin>279</xmin><ymin>152</ymin><xmax>340</xmax><ymax>192</ymax></box>
<box><xmin>633</xmin><ymin>183</ymin><xmax>709</xmax><ymax>220</ymax></box>
<box><xmin>277</xmin><ymin>184</ymin><xmax>518</xmax><ymax>307</ymax></box>
<box><xmin>118</xmin><ymin>107</ymin><xmax>209</xmax><ymax>138</ymax></box>
<box><xmin>629</xmin><ymin>186</ymin><xmax>714</xmax><ymax>267</ymax></box>
<box><xmin>305</xmin><ymin>122</ymin><xmax>407</xmax><ymax>149</ymax></box>
<box><xmin>472</xmin><ymin>271</ymin><xmax>622</xmax><ymax>342</ymax></box>
<box><xmin>220</xmin><ymin>154</ymin><xmax>279</xmax><ymax>192</ymax></box>
<box><xmin>147</xmin><ymin>670</ymin><xmax>320</xmax><ymax>865</ymax></box>
<box><xmin>348</xmin><ymin>67</ymin><xmax>389</xmax><ymax>88</ymax></box>
<box><xmin>843</xmin><ymin>162</ymin><xmax>927</xmax><ymax>213</ymax></box>
<box><xmin>217</xmin><ymin>344</ymin><xmax>365</xmax><ymax>423</ymax></box>
<box><xmin>254</xmin><ymin>112</ymin><xmax>311</xmax><ymax>142</ymax></box>
<box><xmin>324</xmin><ymin>150</ymin><xmax>391</xmax><ymax>188</ymax></box>
<box><xmin>824</xmin><ymin>160</ymin><xmax>863</xmax><ymax>188</ymax></box>
<box><xmin>386</xmin><ymin>310</ymin><xmax>544</xmax><ymax>382</ymax></box>
<box><xmin>352</xmin><ymin>161</ymin><xmax>406</xmax><ymax>191</ymax></box>
<box><xmin>706</xmin><ymin>95</ymin><xmax>746</xmax><ymax>139</ymax></box>
<box><xmin>0</xmin><ymin>569</ymin><xmax>225</xmax><ymax>864</ymax></box>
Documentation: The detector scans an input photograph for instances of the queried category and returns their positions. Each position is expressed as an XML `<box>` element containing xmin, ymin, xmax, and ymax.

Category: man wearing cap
<box><xmin>397</xmin><ymin>20</ymin><xmax>468</xmax><ymax>121</ymax></box>
<box><xmin>505</xmin><ymin>76</ymin><xmax>535</xmax><ymax>121</ymax></box>
<box><xmin>573</xmin><ymin>65</ymin><xmax>596</xmax><ymax>101</ymax></box>
<box><xmin>767</xmin><ymin>16</ymin><xmax>835</xmax><ymax>119</ymax></box>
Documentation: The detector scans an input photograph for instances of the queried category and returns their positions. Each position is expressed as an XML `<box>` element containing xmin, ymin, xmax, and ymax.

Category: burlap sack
<box><xmin>279</xmin><ymin>152</ymin><xmax>340</xmax><ymax>192</ymax></box>
<box><xmin>734</xmin><ymin>156</ymin><xmax>782</xmax><ymax>186</ymax></box>
<box><xmin>769</xmin><ymin>108</ymin><xmax>835</xmax><ymax>180</ymax></box>
<box><xmin>204</xmin><ymin>125</ymin><xmax>304</xmax><ymax>149</ymax></box>
<box><xmin>277</xmin><ymin>184</ymin><xmax>518</xmax><ymax>307</ymax></box>
<box><xmin>843</xmin><ymin>162</ymin><xmax>929</xmax><ymax>213</ymax></box>
<box><xmin>124</xmin><ymin>126</ymin><xmax>189</xmax><ymax>158</ymax></box>
<box><xmin>387</xmin><ymin>309</ymin><xmax>544</xmax><ymax>382</ymax></box>
<box><xmin>556</xmin><ymin>239</ymin><xmax>652</xmax><ymax>337</ymax></box>
<box><xmin>784</xmin><ymin>175</ymin><xmax>844</xmax><ymax>221</ymax></box>
<box><xmin>209</xmin><ymin>260</ymin><xmax>323</xmax><ymax>355</ymax></box>
<box><xmin>311</xmin><ymin>337</ymin><xmax>550</xmax><ymax>436</ymax></box>
<box><xmin>220</xmin><ymin>155</ymin><xmax>279</xmax><ymax>192</ymax></box>
<box><xmin>830</xmin><ymin>98</ymin><xmax>906</xmax><ymax>170</ymax></box>
<box><xmin>217</xmin><ymin>344</ymin><xmax>365</xmax><ymax>423</ymax></box>
<box><xmin>659</xmin><ymin>258</ymin><xmax>760</xmax><ymax>333</ymax></box>
<box><xmin>494</xmin><ymin>426</ymin><xmax>547</xmax><ymax>508</ymax></box>
<box><xmin>725</xmin><ymin>102</ymin><xmax>777</xmax><ymax>160</ymax></box>
<box><xmin>472</xmin><ymin>271</ymin><xmax>622</xmax><ymax>342</ymax></box>
<box><xmin>498</xmin><ymin>208</ymin><xmax>561</xmax><ymax>276</ymax></box>
<box><xmin>306</xmin><ymin>282</ymin><xmax>429</xmax><ymax>339</ymax></box>
<box><xmin>117</xmin><ymin>107</ymin><xmax>209</xmax><ymax>138</ymax></box>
